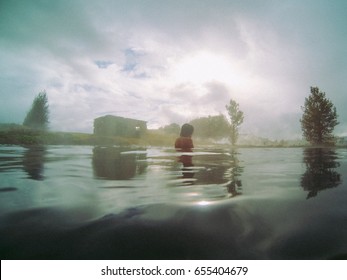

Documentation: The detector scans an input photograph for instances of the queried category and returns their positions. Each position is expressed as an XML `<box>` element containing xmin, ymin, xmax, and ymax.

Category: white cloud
<box><xmin>1</xmin><ymin>0</ymin><xmax>347</xmax><ymax>139</ymax></box>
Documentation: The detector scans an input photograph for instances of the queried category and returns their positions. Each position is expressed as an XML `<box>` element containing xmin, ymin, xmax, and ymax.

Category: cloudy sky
<box><xmin>1</xmin><ymin>0</ymin><xmax>346</xmax><ymax>139</ymax></box>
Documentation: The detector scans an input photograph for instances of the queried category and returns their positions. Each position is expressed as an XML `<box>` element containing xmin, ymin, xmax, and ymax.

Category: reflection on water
<box><xmin>175</xmin><ymin>149</ymin><xmax>243</xmax><ymax>197</ymax></box>
<box><xmin>92</xmin><ymin>146</ymin><xmax>147</xmax><ymax>180</ymax></box>
<box><xmin>225</xmin><ymin>150</ymin><xmax>243</xmax><ymax>197</ymax></box>
<box><xmin>23</xmin><ymin>146</ymin><xmax>46</xmax><ymax>180</ymax></box>
<box><xmin>301</xmin><ymin>148</ymin><xmax>342</xmax><ymax>199</ymax></box>
<box><xmin>1</xmin><ymin>145</ymin><xmax>347</xmax><ymax>259</ymax></box>
<box><xmin>0</xmin><ymin>145</ymin><xmax>46</xmax><ymax>181</ymax></box>
<box><xmin>91</xmin><ymin>146</ymin><xmax>243</xmax><ymax>202</ymax></box>
<box><xmin>178</xmin><ymin>153</ymin><xmax>194</xmax><ymax>179</ymax></box>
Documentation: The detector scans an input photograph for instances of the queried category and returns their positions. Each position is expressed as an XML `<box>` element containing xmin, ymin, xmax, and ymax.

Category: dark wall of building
<box><xmin>94</xmin><ymin>115</ymin><xmax>147</xmax><ymax>137</ymax></box>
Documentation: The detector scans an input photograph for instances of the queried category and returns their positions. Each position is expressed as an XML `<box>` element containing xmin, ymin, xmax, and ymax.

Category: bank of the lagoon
<box><xmin>0</xmin><ymin>125</ymin><xmax>175</xmax><ymax>146</ymax></box>
<box><xmin>0</xmin><ymin>145</ymin><xmax>346</xmax><ymax>259</ymax></box>
<box><xmin>0</xmin><ymin>126</ymin><xmax>308</xmax><ymax>148</ymax></box>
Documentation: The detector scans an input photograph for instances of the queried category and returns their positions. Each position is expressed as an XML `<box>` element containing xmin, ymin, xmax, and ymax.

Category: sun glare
<box><xmin>197</xmin><ymin>200</ymin><xmax>211</xmax><ymax>206</ymax></box>
<box><xmin>171</xmin><ymin>51</ymin><xmax>236</xmax><ymax>84</ymax></box>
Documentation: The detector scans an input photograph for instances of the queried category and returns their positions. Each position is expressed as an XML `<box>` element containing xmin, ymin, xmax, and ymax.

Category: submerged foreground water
<box><xmin>0</xmin><ymin>145</ymin><xmax>346</xmax><ymax>259</ymax></box>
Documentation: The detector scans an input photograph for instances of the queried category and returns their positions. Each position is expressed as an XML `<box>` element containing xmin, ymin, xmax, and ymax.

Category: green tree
<box><xmin>190</xmin><ymin>114</ymin><xmax>230</xmax><ymax>139</ymax></box>
<box><xmin>23</xmin><ymin>91</ymin><xmax>49</xmax><ymax>130</ymax></box>
<box><xmin>226</xmin><ymin>99</ymin><xmax>244</xmax><ymax>146</ymax></box>
<box><xmin>160</xmin><ymin>123</ymin><xmax>180</xmax><ymax>135</ymax></box>
<box><xmin>300</xmin><ymin>87</ymin><xmax>339</xmax><ymax>146</ymax></box>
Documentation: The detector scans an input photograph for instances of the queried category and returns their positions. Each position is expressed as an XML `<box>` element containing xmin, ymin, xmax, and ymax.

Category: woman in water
<box><xmin>175</xmin><ymin>123</ymin><xmax>194</xmax><ymax>179</ymax></box>
<box><xmin>174</xmin><ymin>123</ymin><xmax>194</xmax><ymax>152</ymax></box>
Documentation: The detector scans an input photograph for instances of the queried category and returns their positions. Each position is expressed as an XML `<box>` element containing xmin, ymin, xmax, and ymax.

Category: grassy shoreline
<box><xmin>0</xmin><ymin>124</ymin><xmax>345</xmax><ymax>148</ymax></box>
<box><xmin>0</xmin><ymin>124</ymin><xmax>178</xmax><ymax>147</ymax></box>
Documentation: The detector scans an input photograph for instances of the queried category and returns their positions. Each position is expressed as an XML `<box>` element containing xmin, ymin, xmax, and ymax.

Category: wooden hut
<box><xmin>94</xmin><ymin>115</ymin><xmax>147</xmax><ymax>137</ymax></box>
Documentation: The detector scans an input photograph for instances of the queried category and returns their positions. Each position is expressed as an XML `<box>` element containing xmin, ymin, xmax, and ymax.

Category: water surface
<box><xmin>0</xmin><ymin>145</ymin><xmax>346</xmax><ymax>259</ymax></box>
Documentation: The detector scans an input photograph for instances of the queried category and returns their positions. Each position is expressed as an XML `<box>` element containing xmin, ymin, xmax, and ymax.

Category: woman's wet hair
<box><xmin>180</xmin><ymin>123</ymin><xmax>194</xmax><ymax>137</ymax></box>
